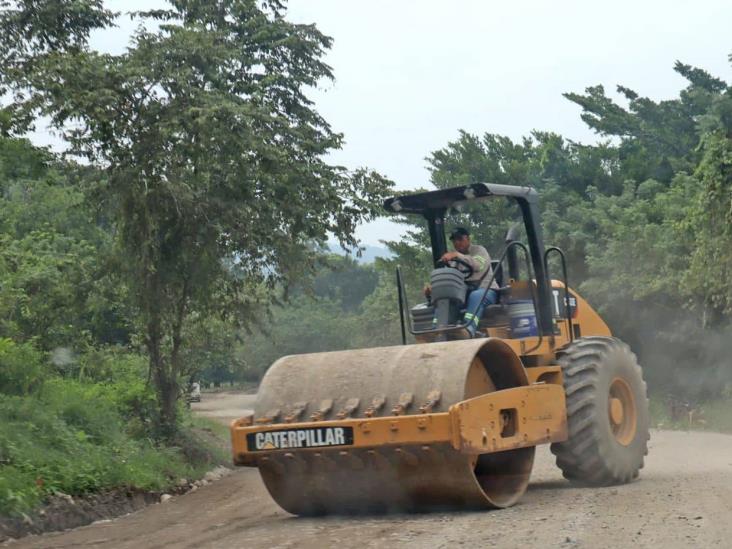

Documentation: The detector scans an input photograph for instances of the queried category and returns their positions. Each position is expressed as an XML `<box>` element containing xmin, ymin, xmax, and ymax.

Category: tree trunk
<box><xmin>145</xmin><ymin>289</ymin><xmax>180</xmax><ymax>439</ymax></box>
<box><xmin>158</xmin><ymin>374</ymin><xmax>179</xmax><ymax>439</ymax></box>
<box><xmin>148</xmin><ymin>332</ymin><xmax>179</xmax><ymax>438</ymax></box>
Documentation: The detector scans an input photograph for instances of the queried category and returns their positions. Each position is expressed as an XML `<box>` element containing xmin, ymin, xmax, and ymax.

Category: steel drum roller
<box><xmin>254</xmin><ymin>339</ymin><xmax>535</xmax><ymax>514</ymax></box>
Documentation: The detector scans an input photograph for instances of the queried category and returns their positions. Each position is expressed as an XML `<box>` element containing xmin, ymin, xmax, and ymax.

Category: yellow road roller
<box><xmin>230</xmin><ymin>183</ymin><xmax>650</xmax><ymax>515</ymax></box>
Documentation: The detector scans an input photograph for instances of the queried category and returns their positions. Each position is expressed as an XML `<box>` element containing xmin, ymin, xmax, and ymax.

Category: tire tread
<box><xmin>550</xmin><ymin>336</ymin><xmax>650</xmax><ymax>485</ymax></box>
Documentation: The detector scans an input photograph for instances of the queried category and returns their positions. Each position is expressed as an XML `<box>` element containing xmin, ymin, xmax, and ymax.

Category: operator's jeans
<box><xmin>463</xmin><ymin>288</ymin><xmax>498</xmax><ymax>336</ymax></box>
<box><xmin>431</xmin><ymin>288</ymin><xmax>498</xmax><ymax>336</ymax></box>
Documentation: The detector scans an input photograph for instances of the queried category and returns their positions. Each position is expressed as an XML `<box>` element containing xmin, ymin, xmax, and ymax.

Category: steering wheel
<box><xmin>437</xmin><ymin>257</ymin><xmax>474</xmax><ymax>280</ymax></box>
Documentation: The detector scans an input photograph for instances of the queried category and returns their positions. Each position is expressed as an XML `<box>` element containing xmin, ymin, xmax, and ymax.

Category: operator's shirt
<box><xmin>456</xmin><ymin>244</ymin><xmax>499</xmax><ymax>290</ymax></box>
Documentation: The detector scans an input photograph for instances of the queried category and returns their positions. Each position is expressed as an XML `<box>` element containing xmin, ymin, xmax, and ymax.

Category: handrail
<box><xmin>396</xmin><ymin>268</ymin><xmax>407</xmax><ymax>345</ymax></box>
<box><xmin>544</xmin><ymin>246</ymin><xmax>573</xmax><ymax>342</ymax></box>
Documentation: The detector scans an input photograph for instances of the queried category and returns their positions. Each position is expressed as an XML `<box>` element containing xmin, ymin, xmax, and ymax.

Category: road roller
<box><xmin>230</xmin><ymin>183</ymin><xmax>650</xmax><ymax>515</ymax></box>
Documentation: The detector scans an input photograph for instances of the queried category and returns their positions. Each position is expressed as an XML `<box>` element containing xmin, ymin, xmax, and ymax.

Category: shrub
<box><xmin>0</xmin><ymin>338</ymin><xmax>46</xmax><ymax>395</ymax></box>
<box><xmin>0</xmin><ymin>366</ymin><xmax>216</xmax><ymax>516</ymax></box>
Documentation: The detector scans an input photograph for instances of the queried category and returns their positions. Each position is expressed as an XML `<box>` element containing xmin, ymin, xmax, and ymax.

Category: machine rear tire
<box><xmin>551</xmin><ymin>336</ymin><xmax>650</xmax><ymax>485</ymax></box>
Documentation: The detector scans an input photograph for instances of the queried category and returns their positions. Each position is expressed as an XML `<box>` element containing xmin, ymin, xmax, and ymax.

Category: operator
<box><xmin>425</xmin><ymin>227</ymin><xmax>499</xmax><ymax>336</ymax></box>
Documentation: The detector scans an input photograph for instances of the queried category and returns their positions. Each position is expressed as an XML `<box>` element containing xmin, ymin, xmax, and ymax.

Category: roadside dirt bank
<box><xmin>0</xmin><ymin>390</ymin><xmax>244</xmax><ymax>544</ymax></box>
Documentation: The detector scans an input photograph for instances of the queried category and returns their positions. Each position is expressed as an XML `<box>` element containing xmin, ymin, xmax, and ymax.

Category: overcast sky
<box><xmin>39</xmin><ymin>1</ymin><xmax>732</xmax><ymax>245</ymax></box>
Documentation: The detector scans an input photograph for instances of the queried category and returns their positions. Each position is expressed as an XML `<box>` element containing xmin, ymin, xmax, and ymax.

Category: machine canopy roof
<box><xmin>383</xmin><ymin>183</ymin><xmax>537</xmax><ymax>216</ymax></box>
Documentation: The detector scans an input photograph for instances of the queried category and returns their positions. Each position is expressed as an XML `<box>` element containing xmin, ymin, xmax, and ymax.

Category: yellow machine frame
<box><xmin>230</xmin><ymin>281</ymin><xmax>610</xmax><ymax>467</ymax></box>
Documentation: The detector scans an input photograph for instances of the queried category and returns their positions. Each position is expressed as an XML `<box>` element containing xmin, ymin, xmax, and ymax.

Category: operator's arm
<box><xmin>454</xmin><ymin>246</ymin><xmax>490</xmax><ymax>278</ymax></box>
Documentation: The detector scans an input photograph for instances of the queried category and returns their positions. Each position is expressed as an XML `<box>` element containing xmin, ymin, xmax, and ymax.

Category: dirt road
<box><xmin>189</xmin><ymin>391</ymin><xmax>257</xmax><ymax>424</ymax></box>
<box><xmin>10</xmin><ymin>391</ymin><xmax>732</xmax><ymax>549</ymax></box>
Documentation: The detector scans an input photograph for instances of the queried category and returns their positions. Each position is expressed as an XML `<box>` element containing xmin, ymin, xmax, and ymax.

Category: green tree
<box><xmin>181</xmin><ymin>316</ymin><xmax>243</xmax><ymax>387</ymax></box>
<box><xmin>380</xmin><ymin>57</ymin><xmax>732</xmax><ymax>400</ymax></box>
<box><xmin>563</xmin><ymin>61</ymin><xmax>726</xmax><ymax>183</ymax></box>
<box><xmin>0</xmin><ymin>137</ymin><xmax>129</xmax><ymax>349</ymax></box>
<box><xmin>230</xmin><ymin>255</ymin><xmax>401</xmax><ymax>382</ymax></box>
<box><xmin>311</xmin><ymin>254</ymin><xmax>378</xmax><ymax>312</ymax></box>
<box><xmin>683</xmin><ymin>88</ymin><xmax>732</xmax><ymax>322</ymax></box>
<box><xmin>238</xmin><ymin>296</ymin><xmax>359</xmax><ymax>381</ymax></box>
<box><xmin>0</xmin><ymin>1</ymin><xmax>391</xmax><ymax>435</ymax></box>
<box><xmin>387</xmin><ymin>130</ymin><xmax>624</xmax><ymax>284</ymax></box>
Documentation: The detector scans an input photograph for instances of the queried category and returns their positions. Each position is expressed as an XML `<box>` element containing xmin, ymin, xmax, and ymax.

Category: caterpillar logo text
<box><xmin>246</xmin><ymin>427</ymin><xmax>354</xmax><ymax>452</ymax></box>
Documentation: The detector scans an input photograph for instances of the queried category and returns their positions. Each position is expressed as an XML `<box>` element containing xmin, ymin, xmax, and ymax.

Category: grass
<box><xmin>701</xmin><ymin>400</ymin><xmax>732</xmax><ymax>432</ymax></box>
<box><xmin>649</xmin><ymin>395</ymin><xmax>732</xmax><ymax>433</ymax></box>
<box><xmin>186</xmin><ymin>415</ymin><xmax>231</xmax><ymax>444</ymax></box>
<box><xmin>0</xmin><ymin>377</ymin><xmax>223</xmax><ymax>516</ymax></box>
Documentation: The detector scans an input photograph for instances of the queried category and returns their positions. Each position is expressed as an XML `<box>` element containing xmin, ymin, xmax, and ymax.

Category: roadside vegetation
<box><xmin>0</xmin><ymin>340</ymin><xmax>224</xmax><ymax>515</ymax></box>
<box><xmin>0</xmin><ymin>0</ymin><xmax>389</xmax><ymax>518</ymax></box>
<box><xmin>650</xmin><ymin>394</ymin><xmax>732</xmax><ymax>433</ymax></box>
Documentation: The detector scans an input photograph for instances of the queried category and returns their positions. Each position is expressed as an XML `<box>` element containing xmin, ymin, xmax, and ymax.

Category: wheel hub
<box><xmin>608</xmin><ymin>377</ymin><xmax>637</xmax><ymax>446</ymax></box>
<box><xmin>609</xmin><ymin>397</ymin><xmax>624</xmax><ymax>425</ymax></box>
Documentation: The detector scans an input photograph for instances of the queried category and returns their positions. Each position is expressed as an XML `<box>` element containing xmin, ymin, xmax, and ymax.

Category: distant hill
<box><xmin>327</xmin><ymin>243</ymin><xmax>393</xmax><ymax>264</ymax></box>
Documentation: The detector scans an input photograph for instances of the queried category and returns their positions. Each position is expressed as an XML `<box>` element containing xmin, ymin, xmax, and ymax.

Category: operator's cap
<box><xmin>449</xmin><ymin>227</ymin><xmax>470</xmax><ymax>240</ymax></box>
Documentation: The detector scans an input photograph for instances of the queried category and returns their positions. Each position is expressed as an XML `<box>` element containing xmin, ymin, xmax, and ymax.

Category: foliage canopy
<box><xmin>0</xmin><ymin>0</ymin><xmax>391</xmax><ymax>433</ymax></box>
